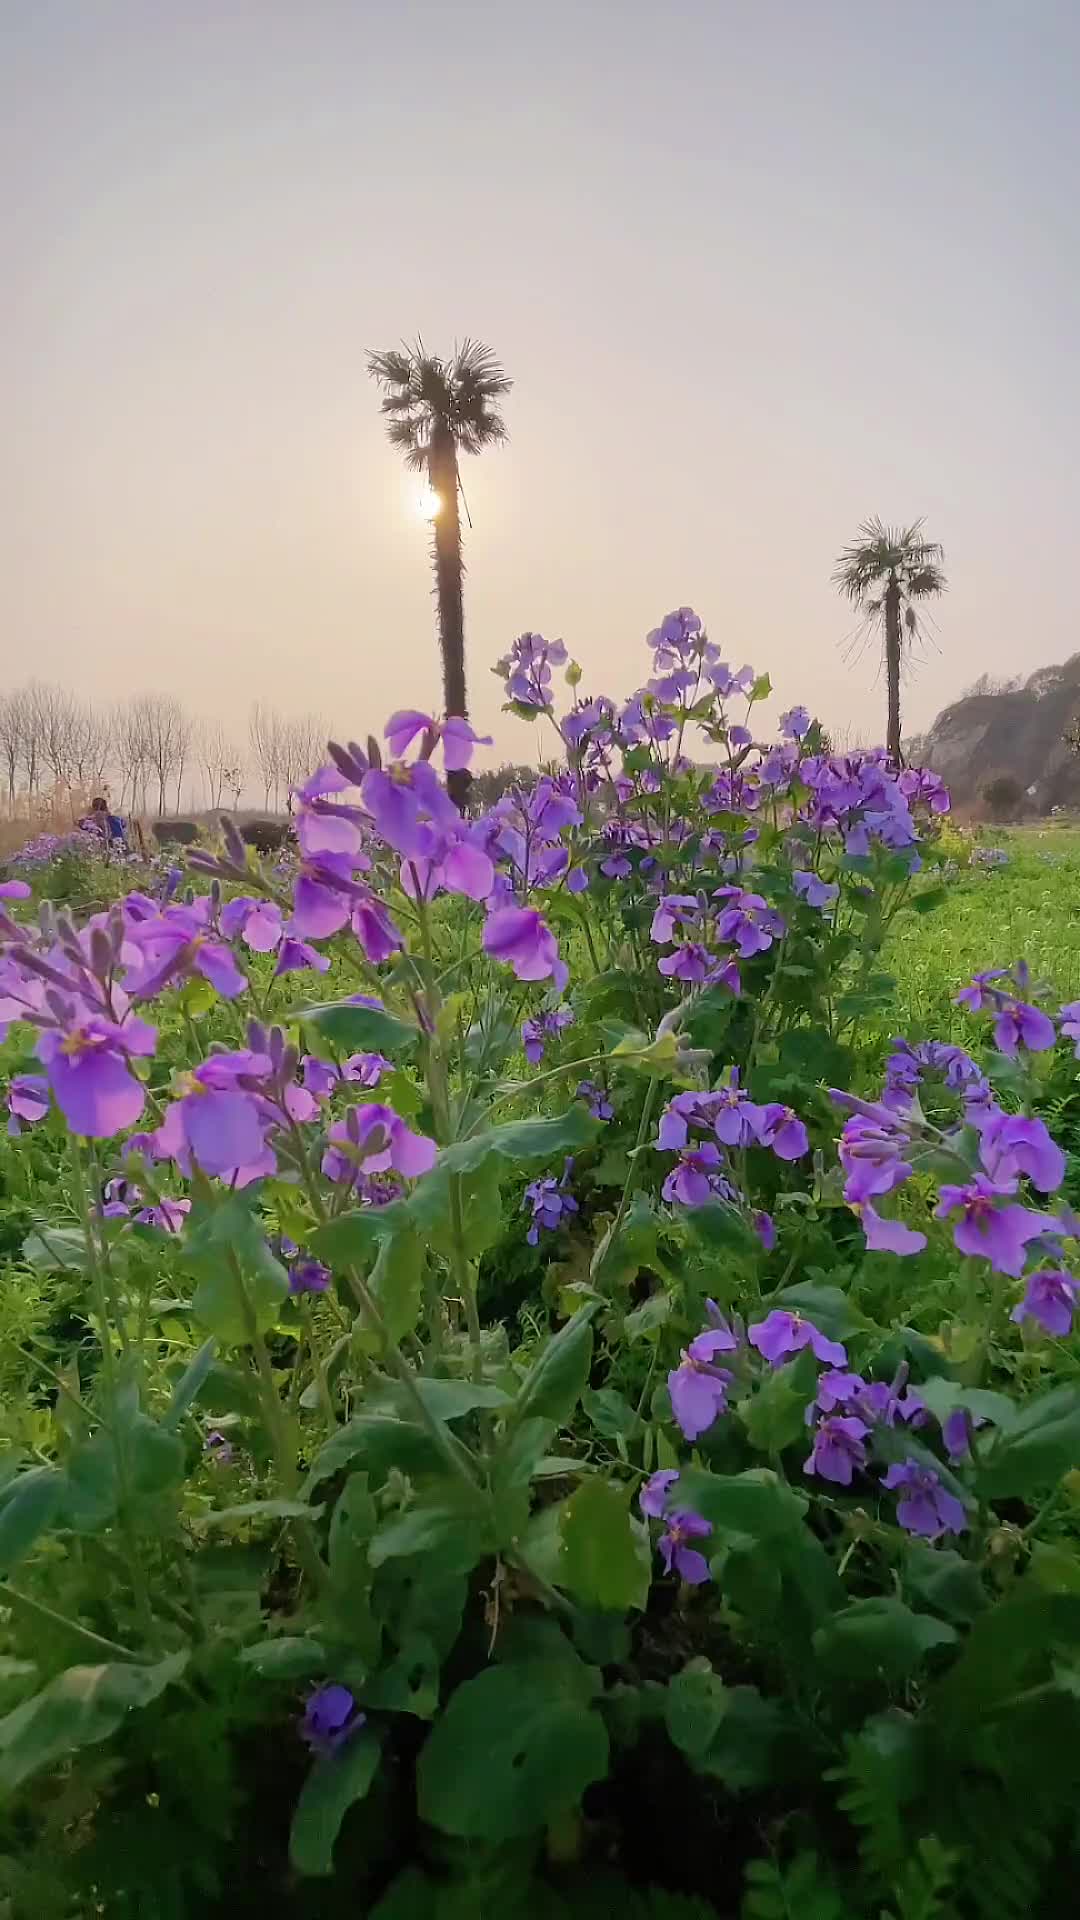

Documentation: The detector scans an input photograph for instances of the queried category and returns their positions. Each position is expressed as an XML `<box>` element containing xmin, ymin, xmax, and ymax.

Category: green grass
<box><xmin>885</xmin><ymin>828</ymin><xmax>1080</xmax><ymax>1042</ymax></box>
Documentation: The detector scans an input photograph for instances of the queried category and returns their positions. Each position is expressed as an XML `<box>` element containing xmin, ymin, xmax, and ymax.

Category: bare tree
<box><xmin>134</xmin><ymin>694</ymin><xmax>189</xmax><ymax>816</ymax></box>
<box><xmin>249</xmin><ymin>701</ymin><xmax>287</xmax><ymax>811</ymax></box>
<box><xmin>114</xmin><ymin>698</ymin><xmax>155</xmax><ymax>814</ymax></box>
<box><xmin>199</xmin><ymin>720</ymin><xmax>246</xmax><ymax>810</ymax></box>
<box><xmin>0</xmin><ymin>689</ymin><xmax>24</xmax><ymax>811</ymax></box>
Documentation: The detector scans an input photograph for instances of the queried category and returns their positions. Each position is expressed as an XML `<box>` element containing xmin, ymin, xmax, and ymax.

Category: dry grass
<box><xmin>0</xmin><ymin>786</ymin><xmax>97</xmax><ymax>861</ymax></box>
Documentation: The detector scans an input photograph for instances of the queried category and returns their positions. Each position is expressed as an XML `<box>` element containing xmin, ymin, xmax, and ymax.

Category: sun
<box><xmin>413</xmin><ymin>481</ymin><xmax>442</xmax><ymax>521</ymax></box>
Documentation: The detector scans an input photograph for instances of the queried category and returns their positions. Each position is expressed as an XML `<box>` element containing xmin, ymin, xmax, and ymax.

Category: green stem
<box><xmin>2</xmin><ymin>1583</ymin><xmax>139</xmax><ymax>1662</ymax></box>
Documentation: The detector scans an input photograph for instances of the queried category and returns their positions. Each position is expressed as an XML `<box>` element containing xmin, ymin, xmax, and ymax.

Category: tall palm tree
<box><xmin>367</xmin><ymin>338</ymin><xmax>511</xmax><ymax>796</ymax></box>
<box><xmin>833</xmin><ymin>518</ymin><xmax>946</xmax><ymax>764</ymax></box>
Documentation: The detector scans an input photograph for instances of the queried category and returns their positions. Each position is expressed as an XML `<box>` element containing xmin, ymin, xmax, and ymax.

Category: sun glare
<box><xmin>414</xmin><ymin>482</ymin><xmax>442</xmax><ymax>520</ymax></box>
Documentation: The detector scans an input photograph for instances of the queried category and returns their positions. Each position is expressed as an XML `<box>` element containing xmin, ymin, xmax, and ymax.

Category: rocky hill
<box><xmin>918</xmin><ymin>656</ymin><xmax>1080</xmax><ymax>810</ymax></box>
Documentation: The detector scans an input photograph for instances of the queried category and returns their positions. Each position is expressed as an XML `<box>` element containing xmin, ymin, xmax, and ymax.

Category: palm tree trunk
<box><xmin>884</xmin><ymin>576</ymin><xmax>903</xmax><ymax>764</ymax></box>
<box><xmin>427</xmin><ymin>426</ymin><xmax>470</xmax><ymax>805</ymax></box>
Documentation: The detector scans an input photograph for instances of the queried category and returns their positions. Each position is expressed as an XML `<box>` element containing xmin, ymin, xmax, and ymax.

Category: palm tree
<box><xmin>833</xmin><ymin>518</ymin><xmax>946</xmax><ymax>763</ymax></box>
<box><xmin>367</xmin><ymin>338</ymin><xmax>511</xmax><ymax>797</ymax></box>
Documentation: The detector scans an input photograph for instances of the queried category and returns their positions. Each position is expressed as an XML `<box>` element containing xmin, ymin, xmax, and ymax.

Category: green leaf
<box><xmin>163</xmin><ymin>1337</ymin><xmax>217</xmax><ymax>1429</ymax></box>
<box><xmin>406</xmin><ymin>1157</ymin><xmax>506</xmax><ymax>1259</ymax></box>
<box><xmin>289</xmin><ymin>1726</ymin><xmax>381</xmax><ymax>1876</ymax></box>
<box><xmin>683</xmin><ymin>1202</ymin><xmax>757</xmax><ymax>1258</ymax></box>
<box><xmin>238</xmin><ymin>1636</ymin><xmax>328</xmax><ymax>1680</ymax></box>
<box><xmin>678</xmin><ymin>1467</ymin><xmax>810</xmax><ymax>1539</ymax></box>
<box><xmin>367</xmin><ymin>1227</ymin><xmax>425</xmax><ymax>1348</ymax></box>
<box><xmin>911</xmin><ymin>886</ymin><xmax>949</xmax><ymax>915</ymax></box>
<box><xmin>813</xmin><ymin>1598</ymin><xmax>955</xmax><ymax>1688</ymax></box>
<box><xmin>976</xmin><ymin>1384</ymin><xmax>1080</xmax><ymax>1499</ymax></box>
<box><xmin>0</xmin><ymin>1469</ymin><xmax>62</xmax><ymax>1576</ymax></box>
<box><xmin>299</xmin><ymin>999</ymin><xmax>418</xmax><ymax>1058</ymax></box>
<box><xmin>558</xmin><ymin>1478</ymin><xmax>649</xmax><ymax>1610</ymax></box>
<box><xmin>0</xmin><ymin>1654</ymin><xmax>188</xmax><ymax>1794</ymax></box>
<box><xmin>361</xmin><ymin>1631</ymin><xmax>440</xmax><ymax>1719</ymax></box>
<box><xmin>915</xmin><ymin>1377</ymin><xmax>1017</xmax><ymax>1432</ymax></box>
<box><xmin>21</xmin><ymin>1226</ymin><xmax>88</xmax><ymax>1273</ymax></box>
<box><xmin>691</xmin><ymin>1684</ymin><xmax>803</xmax><ymax>1790</ymax></box>
<box><xmin>410</xmin><ymin>1378</ymin><xmax>512</xmax><ymax>1421</ymax></box>
<box><xmin>304</xmin><ymin>1404</ymin><xmax>444</xmax><ymax>1494</ymax></box>
<box><xmin>193</xmin><ymin>1499</ymin><xmax>320</xmax><ymax>1530</ymax></box>
<box><xmin>186</xmin><ymin>1195</ymin><xmax>288</xmax><ymax>1347</ymax></box>
<box><xmin>514</xmin><ymin>1304</ymin><xmax>598</xmax><ymax>1427</ymax></box>
<box><xmin>417</xmin><ymin>1662</ymin><xmax>609</xmax><ymax>1841</ymax></box>
<box><xmin>582</xmin><ymin>1388</ymin><xmax>641</xmax><ymax>1440</ymax></box>
<box><xmin>739</xmin><ymin>1349</ymin><xmax>818</xmax><ymax>1453</ymax></box>
<box><xmin>903</xmin><ymin>1543</ymin><xmax>988</xmax><ymax>1623</ymax></box>
<box><xmin>369</xmin><ymin>1481</ymin><xmax>491</xmax><ymax>1574</ymax></box>
<box><xmin>664</xmin><ymin>1661</ymin><xmax>728</xmax><ymax>1760</ymax></box>
<box><xmin>436</xmin><ymin>1106</ymin><xmax>598</xmax><ymax>1177</ymax></box>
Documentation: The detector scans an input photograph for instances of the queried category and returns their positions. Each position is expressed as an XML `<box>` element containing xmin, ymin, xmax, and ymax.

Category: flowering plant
<box><xmin>1</xmin><ymin>612</ymin><xmax>1079</xmax><ymax>1914</ymax></box>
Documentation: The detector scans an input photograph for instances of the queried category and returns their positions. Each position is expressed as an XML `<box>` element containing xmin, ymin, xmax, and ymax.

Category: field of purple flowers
<box><xmin>2</xmin><ymin>609</ymin><xmax>1080</xmax><ymax>1919</ymax></box>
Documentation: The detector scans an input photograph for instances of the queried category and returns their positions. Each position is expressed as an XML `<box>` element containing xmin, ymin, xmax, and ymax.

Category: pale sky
<box><xmin>3</xmin><ymin>0</ymin><xmax>1078</xmax><ymax>774</ymax></box>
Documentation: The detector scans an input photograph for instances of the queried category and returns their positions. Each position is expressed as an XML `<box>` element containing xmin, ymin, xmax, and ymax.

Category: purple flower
<box><xmin>322</xmin><ymin>1103</ymin><xmax>437</xmax><ymax>1187</ymax></box>
<box><xmin>36</xmin><ymin>1015</ymin><xmax>154</xmax><ymax>1139</ymax></box>
<box><xmin>941</xmin><ymin>1408</ymin><xmax>988</xmax><ymax>1459</ymax></box>
<box><xmin>838</xmin><ymin>1112</ymin><xmax>913</xmax><ymax>1205</ymax></box>
<box><xmin>993</xmin><ymin>1000</ymin><xmax>1057</xmax><ymax>1058</ymax></box>
<box><xmin>748</xmin><ymin>1311</ymin><xmax>847</xmax><ymax>1369</ymax></box>
<box><xmin>576</xmin><ymin>1079</ymin><xmax>613</xmax><ymax>1121</ymax></box>
<box><xmin>162</xmin><ymin>1073</ymin><xmax>268</xmax><ymax>1179</ymax></box>
<box><xmin>220</xmin><ymin>897</ymin><xmax>283</xmax><ymax>954</ymax></box>
<box><xmin>714</xmin><ymin>890</ymin><xmax>785</xmax><ymax>958</ymax></box>
<box><xmin>658</xmin><ymin>1509</ymin><xmax>712</xmax><ymax>1585</ymax></box>
<box><xmin>0</xmin><ymin>879</ymin><xmax>31</xmax><ymax>900</ymax></box>
<box><xmin>650</xmin><ymin>895</ymin><xmax>701</xmax><ymax>944</ymax></box>
<box><xmin>978</xmin><ymin>1111</ymin><xmax>1065</xmax><ymax>1194</ymax></box>
<box><xmin>7</xmin><ymin>1072</ymin><xmax>49</xmax><ymax>1134</ymax></box>
<box><xmin>704</xmin><ymin>1075</ymin><xmax>762</xmax><ymax>1148</ymax></box>
<box><xmin>498</xmin><ymin>631</ymin><xmax>568</xmax><ymax>709</ymax></box>
<box><xmin>793</xmin><ymin>870</ymin><xmax>838</xmax><ymax>909</ymax></box>
<box><xmin>483</xmin><ymin>905</ymin><xmax>567</xmax><ymax>989</ymax></box>
<box><xmin>134</xmin><ymin>1195</ymin><xmax>190</xmax><ymax>1233</ymax></box>
<box><xmin>955</xmin><ymin>969</ymin><xmax>1010</xmax><ymax>1013</ymax></box>
<box><xmin>857</xmin><ymin>1378</ymin><xmax>925</xmax><ymax>1428</ymax></box>
<box><xmin>361</xmin><ymin>759</ymin><xmax>460</xmax><ymax>859</ymax></box>
<box><xmin>662</xmin><ymin>1141</ymin><xmax>731</xmax><ymax>1208</ymax></box>
<box><xmin>812</xmin><ymin>1369</ymin><xmax>867</xmax><ymax>1416</ymax></box>
<box><xmin>668</xmin><ymin>1327</ymin><xmax>737</xmax><ymax>1440</ymax></box>
<box><xmin>779</xmin><ymin>706</ymin><xmax>811</xmax><ymax>740</ymax></box>
<box><xmin>757</xmin><ymin>1104</ymin><xmax>809</xmax><ymax>1161</ymax></box>
<box><xmin>804</xmin><ymin>1414</ymin><xmax>869</xmax><ymax>1486</ymax></box>
<box><xmin>291</xmin><ymin>853</ymin><xmax>360</xmax><ymax>939</ymax></box>
<box><xmin>289</xmin><ymin>1258</ymin><xmax>332</xmax><ymax>1296</ymax></box>
<box><xmin>521</xmin><ymin>1004</ymin><xmax>574</xmax><ymax>1065</ymax></box>
<box><xmin>860</xmin><ymin>1204</ymin><xmax>927</xmax><ymax>1256</ymax></box>
<box><xmin>351</xmin><ymin>895</ymin><xmax>404</xmax><ymax>964</ymax></box>
<box><xmin>639</xmin><ymin>1468</ymin><xmax>680</xmax><ymax>1518</ymax></box>
<box><xmin>203</xmin><ymin>1429</ymin><xmax>234</xmax><ymax>1465</ymax></box>
<box><xmin>657</xmin><ymin>942</ymin><xmax>721</xmax><ymax>986</ymax></box>
<box><xmin>275</xmin><ymin>936</ymin><xmax>331</xmax><ymax>977</ymax></box>
<box><xmin>1011</xmin><ymin>1267</ymin><xmax>1080</xmax><ymax>1337</ymax></box>
<box><xmin>935</xmin><ymin>1174</ymin><xmax>1047</xmax><ymax>1277</ymax></box>
<box><xmin>1060</xmin><ymin>1000</ymin><xmax>1080</xmax><ymax>1058</ymax></box>
<box><xmin>753</xmin><ymin>1209</ymin><xmax>776</xmax><ymax>1252</ymax></box>
<box><xmin>126</xmin><ymin>906</ymin><xmax>249</xmax><ymax>1002</ymax></box>
<box><xmin>523</xmin><ymin>1158</ymin><xmax>578</xmax><ymax>1244</ymax></box>
<box><xmin>300</xmin><ymin>1684</ymin><xmax>364</xmax><ymax>1756</ymax></box>
<box><xmin>882</xmin><ymin>1460</ymin><xmax>968</xmax><ymax>1541</ymax></box>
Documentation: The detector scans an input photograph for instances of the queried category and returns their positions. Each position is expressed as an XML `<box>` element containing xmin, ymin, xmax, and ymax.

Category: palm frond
<box><xmin>367</xmin><ymin>336</ymin><xmax>511</xmax><ymax>465</ymax></box>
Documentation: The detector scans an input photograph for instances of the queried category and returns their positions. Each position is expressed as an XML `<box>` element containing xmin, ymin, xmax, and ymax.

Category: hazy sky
<box><xmin>3</xmin><ymin>0</ymin><xmax>1078</xmax><ymax>774</ymax></box>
